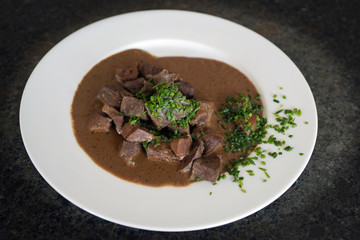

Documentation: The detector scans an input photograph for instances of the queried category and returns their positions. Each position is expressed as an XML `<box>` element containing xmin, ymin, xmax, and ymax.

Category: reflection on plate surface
<box><xmin>20</xmin><ymin>10</ymin><xmax>317</xmax><ymax>231</ymax></box>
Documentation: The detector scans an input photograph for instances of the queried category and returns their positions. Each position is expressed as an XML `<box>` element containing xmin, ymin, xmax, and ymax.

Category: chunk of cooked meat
<box><xmin>190</xmin><ymin>100</ymin><xmax>215</xmax><ymax>126</ymax></box>
<box><xmin>179</xmin><ymin>140</ymin><xmax>205</xmax><ymax>173</ymax></box>
<box><xmin>170</xmin><ymin>135</ymin><xmax>192</xmax><ymax>159</ymax></box>
<box><xmin>145</xmin><ymin>106</ymin><xmax>172</xmax><ymax>129</ymax></box>
<box><xmin>138</xmin><ymin>63</ymin><xmax>162</xmax><ymax>76</ymax></box>
<box><xmin>97</xmin><ymin>83</ymin><xmax>133</xmax><ymax>108</ymax></box>
<box><xmin>147</xmin><ymin>69</ymin><xmax>180</xmax><ymax>84</ymax></box>
<box><xmin>101</xmin><ymin>104</ymin><xmax>124</xmax><ymax>134</ymax></box>
<box><xmin>138</xmin><ymin>81</ymin><xmax>155</xmax><ymax>95</ymax></box>
<box><xmin>192</xmin><ymin>125</ymin><xmax>223</xmax><ymax>154</ymax></box>
<box><xmin>88</xmin><ymin>113</ymin><xmax>112</xmax><ymax>133</ymax></box>
<box><xmin>120</xmin><ymin>96</ymin><xmax>148</xmax><ymax>120</ymax></box>
<box><xmin>177</xmin><ymin>82</ymin><xmax>194</xmax><ymax>99</ymax></box>
<box><xmin>101</xmin><ymin>103</ymin><xmax>118</xmax><ymax>117</ymax></box>
<box><xmin>121</xmin><ymin>122</ymin><xmax>154</xmax><ymax>142</ymax></box>
<box><xmin>122</xmin><ymin>77</ymin><xmax>147</xmax><ymax>94</ymax></box>
<box><xmin>97</xmin><ymin>84</ymin><xmax>121</xmax><ymax>107</ymax></box>
<box><xmin>115</xmin><ymin>63</ymin><xmax>139</xmax><ymax>82</ymax></box>
<box><xmin>118</xmin><ymin>140</ymin><xmax>141</xmax><ymax>166</ymax></box>
<box><xmin>191</xmin><ymin>155</ymin><xmax>221</xmax><ymax>182</ymax></box>
<box><xmin>146</xmin><ymin>143</ymin><xmax>180</xmax><ymax>162</ymax></box>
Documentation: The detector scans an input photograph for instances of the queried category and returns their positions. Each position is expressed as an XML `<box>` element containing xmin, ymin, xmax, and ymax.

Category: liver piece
<box><xmin>191</xmin><ymin>155</ymin><xmax>221</xmax><ymax>182</ymax></box>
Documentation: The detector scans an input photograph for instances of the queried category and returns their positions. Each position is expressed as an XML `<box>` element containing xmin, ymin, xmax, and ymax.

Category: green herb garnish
<box><xmin>246</xmin><ymin>170</ymin><xmax>255</xmax><ymax>176</ymax></box>
<box><xmin>259</xmin><ymin>167</ymin><xmax>270</xmax><ymax>178</ymax></box>
<box><xmin>284</xmin><ymin>146</ymin><xmax>293</xmax><ymax>151</ymax></box>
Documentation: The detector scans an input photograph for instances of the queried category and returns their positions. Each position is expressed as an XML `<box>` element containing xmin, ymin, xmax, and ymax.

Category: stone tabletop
<box><xmin>1</xmin><ymin>0</ymin><xmax>359</xmax><ymax>239</ymax></box>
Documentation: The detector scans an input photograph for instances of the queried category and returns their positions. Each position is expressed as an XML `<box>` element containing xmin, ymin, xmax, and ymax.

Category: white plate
<box><xmin>20</xmin><ymin>10</ymin><xmax>317</xmax><ymax>231</ymax></box>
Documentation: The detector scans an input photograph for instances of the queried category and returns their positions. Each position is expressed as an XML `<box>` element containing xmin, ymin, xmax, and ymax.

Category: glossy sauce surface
<box><xmin>72</xmin><ymin>49</ymin><xmax>261</xmax><ymax>187</ymax></box>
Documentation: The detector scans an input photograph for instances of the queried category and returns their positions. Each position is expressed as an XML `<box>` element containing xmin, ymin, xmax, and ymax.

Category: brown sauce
<box><xmin>71</xmin><ymin>49</ymin><xmax>261</xmax><ymax>187</ymax></box>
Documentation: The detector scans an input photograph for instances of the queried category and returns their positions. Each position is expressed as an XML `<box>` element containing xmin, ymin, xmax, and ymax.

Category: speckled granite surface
<box><xmin>1</xmin><ymin>0</ymin><xmax>359</xmax><ymax>239</ymax></box>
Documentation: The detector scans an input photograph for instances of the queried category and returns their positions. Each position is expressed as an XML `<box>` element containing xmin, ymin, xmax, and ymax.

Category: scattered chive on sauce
<box><xmin>215</xmin><ymin>89</ymin><xmax>305</xmax><ymax>192</ymax></box>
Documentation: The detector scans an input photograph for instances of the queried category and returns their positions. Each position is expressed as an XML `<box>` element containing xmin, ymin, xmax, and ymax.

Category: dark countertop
<box><xmin>1</xmin><ymin>0</ymin><xmax>359</xmax><ymax>239</ymax></box>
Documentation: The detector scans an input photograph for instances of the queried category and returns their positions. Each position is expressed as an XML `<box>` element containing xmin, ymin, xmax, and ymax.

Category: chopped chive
<box><xmin>305</xmin><ymin>121</ymin><xmax>309</xmax><ymax>124</ymax></box>
<box><xmin>259</xmin><ymin>167</ymin><xmax>270</xmax><ymax>178</ymax></box>
<box><xmin>142</xmin><ymin>141</ymin><xmax>149</xmax><ymax>151</ymax></box>
<box><xmin>218</xmin><ymin>89</ymin><xmax>302</xmax><ymax>191</ymax></box>
<box><xmin>299</xmin><ymin>153</ymin><xmax>304</xmax><ymax>156</ymax></box>
<box><xmin>246</xmin><ymin>170</ymin><xmax>255</xmax><ymax>176</ymax></box>
<box><xmin>268</xmin><ymin>152</ymin><xmax>278</xmax><ymax>158</ymax></box>
<box><xmin>284</xmin><ymin>146</ymin><xmax>293</xmax><ymax>151</ymax></box>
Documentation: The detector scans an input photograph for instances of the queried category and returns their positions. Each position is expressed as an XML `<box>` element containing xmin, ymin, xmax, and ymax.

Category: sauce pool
<box><xmin>71</xmin><ymin>49</ymin><xmax>261</xmax><ymax>187</ymax></box>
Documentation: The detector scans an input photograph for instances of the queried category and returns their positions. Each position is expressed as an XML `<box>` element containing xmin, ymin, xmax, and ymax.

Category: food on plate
<box><xmin>72</xmin><ymin>49</ymin><xmax>264</xmax><ymax>187</ymax></box>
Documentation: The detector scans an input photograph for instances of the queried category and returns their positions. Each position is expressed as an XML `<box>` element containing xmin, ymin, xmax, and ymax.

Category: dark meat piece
<box><xmin>177</xmin><ymin>82</ymin><xmax>194</xmax><ymax>99</ymax></box>
<box><xmin>101</xmin><ymin>104</ymin><xmax>124</xmax><ymax>134</ymax></box>
<box><xmin>170</xmin><ymin>135</ymin><xmax>192</xmax><ymax>160</ymax></box>
<box><xmin>121</xmin><ymin>123</ymin><xmax>154</xmax><ymax>142</ymax></box>
<box><xmin>139</xmin><ymin>81</ymin><xmax>155</xmax><ymax>95</ymax></box>
<box><xmin>97</xmin><ymin>84</ymin><xmax>122</xmax><ymax>108</ymax></box>
<box><xmin>118</xmin><ymin>140</ymin><xmax>141</xmax><ymax>166</ymax></box>
<box><xmin>147</xmin><ymin>69</ymin><xmax>180</xmax><ymax>84</ymax></box>
<box><xmin>239</xmin><ymin>115</ymin><xmax>257</xmax><ymax>135</ymax></box>
<box><xmin>193</xmin><ymin>125</ymin><xmax>222</xmax><ymax>154</ymax></box>
<box><xmin>191</xmin><ymin>155</ymin><xmax>221</xmax><ymax>182</ymax></box>
<box><xmin>145</xmin><ymin>106</ymin><xmax>171</xmax><ymax>129</ymax></box>
<box><xmin>88</xmin><ymin>114</ymin><xmax>112</xmax><ymax>133</ymax></box>
<box><xmin>179</xmin><ymin>140</ymin><xmax>205</xmax><ymax>173</ymax></box>
<box><xmin>122</xmin><ymin>77</ymin><xmax>147</xmax><ymax>94</ymax></box>
<box><xmin>190</xmin><ymin>100</ymin><xmax>215</xmax><ymax>126</ymax></box>
<box><xmin>167</xmin><ymin>123</ymin><xmax>190</xmax><ymax>134</ymax></box>
<box><xmin>146</xmin><ymin>143</ymin><xmax>180</xmax><ymax>162</ymax></box>
<box><xmin>97</xmin><ymin>83</ymin><xmax>133</xmax><ymax>108</ymax></box>
<box><xmin>120</xmin><ymin>96</ymin><xmax>148</xmax><ymax>120</ymax></box>
<box><xmin>101</xmin><ymin>103</ymin><xmax>118</xmax><ymax>117</ymax></box>
<box><xmin>138</xmin><ymin>63</ymin><xmax>162</xmax><ymax>76</ymax></box>
<box><xmin>115</xmin><ymin>63</ymin><xmax>138</xmax><ymax>83</ymax></box>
